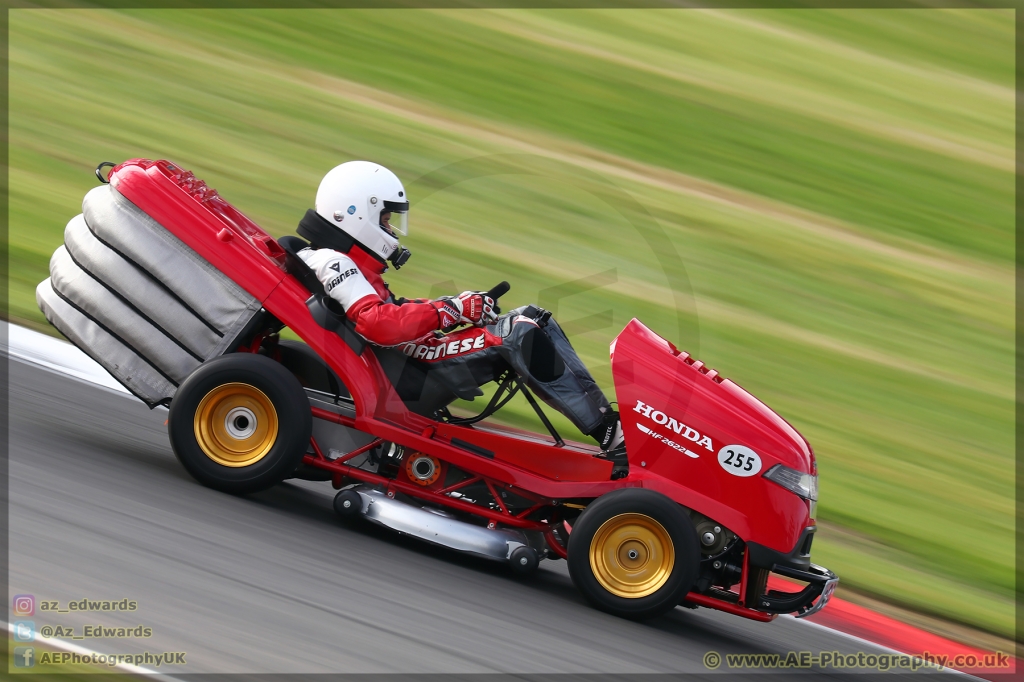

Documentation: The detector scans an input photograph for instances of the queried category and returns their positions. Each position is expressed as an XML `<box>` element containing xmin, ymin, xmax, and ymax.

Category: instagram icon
<box><xmin>12</xmin><ymin>594</ymin><xmax>35</xmax><ymax>616</ymax></box>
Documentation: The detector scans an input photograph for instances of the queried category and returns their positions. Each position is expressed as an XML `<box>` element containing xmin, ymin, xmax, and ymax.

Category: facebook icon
<box><xmin>13</xmin><ymin>620</ymin><xmax>34</xmax><ymax>641</ymax></box>
<box><xmin>13</xmin><ymin>646</ymin><xmax>35</xmax><ymax>668</ymax></box>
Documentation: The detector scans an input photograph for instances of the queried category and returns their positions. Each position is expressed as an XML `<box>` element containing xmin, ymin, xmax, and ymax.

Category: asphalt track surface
<box><xmin>8</xmin><ymin>357</ymin><xmax>954</xmax><ymax>676</ymax></box>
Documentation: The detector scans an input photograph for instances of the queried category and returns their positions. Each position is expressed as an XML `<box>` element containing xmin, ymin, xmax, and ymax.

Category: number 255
<box><xmin>724</xmin><ymin>450</ymin><xmax>754</xmax><ymax>472</ymax></box>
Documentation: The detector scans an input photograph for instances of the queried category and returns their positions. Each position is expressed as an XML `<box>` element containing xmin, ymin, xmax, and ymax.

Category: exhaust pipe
<box><xmin>343</xmin><ymin>487</ymin><xmax>531</xmax><ymax>564</ymax></box>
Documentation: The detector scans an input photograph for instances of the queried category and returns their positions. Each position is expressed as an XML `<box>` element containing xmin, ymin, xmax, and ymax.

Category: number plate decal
<box><xmin>717</xmin><ymin>445</ymin><xmax>762</xmax><ymax>477</ymax></box>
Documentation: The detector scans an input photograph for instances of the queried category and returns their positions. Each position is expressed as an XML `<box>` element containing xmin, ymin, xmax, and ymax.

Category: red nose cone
<box><xmin>611</xmin><ymin>319</ymin><xmax>814</xmax><ymax>475</ymax></box>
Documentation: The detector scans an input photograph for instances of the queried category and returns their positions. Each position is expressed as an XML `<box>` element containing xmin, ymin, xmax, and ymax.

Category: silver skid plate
<box><xmin>354</xmin><ymin>487</ymin><xmax>528</xmax><ymax>562</ymax></box>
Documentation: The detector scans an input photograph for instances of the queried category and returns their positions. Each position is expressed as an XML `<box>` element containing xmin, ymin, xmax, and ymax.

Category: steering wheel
<box><xmin>487</xmin><ymin>281</ymin><xmax>510</xmax><ymax>315</ymax></box>
<box><xmin>487</xmin><ymin>281</ymin><xmax>510</xmax><ymax>300</ymax></box>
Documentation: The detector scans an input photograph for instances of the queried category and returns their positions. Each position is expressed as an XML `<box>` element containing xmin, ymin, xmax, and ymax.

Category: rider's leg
<box><xmin>496</xmin><ymin>309</ymin><xmax>624</xmax><ymax>452</ymax></box>
<box><xmin>378</xmin><ymin>326</ymin><xmax>508</xmax><ymax>416</ymax></box>
<box><xmin>385</xmin><ymin>311</ymin><xmax>624</xmax><ymax>452</ymax></box>
<box><xmin>539</xmin><ymin>315</ymin><xmax>624</xmax><ymax>452</ymax></box>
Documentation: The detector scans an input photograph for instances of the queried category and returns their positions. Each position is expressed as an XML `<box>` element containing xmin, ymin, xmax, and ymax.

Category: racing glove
<box><xmin>456</xmin><ymin>291</ymin><xmax>497</xmax><ymax>326</ymax></box>
<box><xmin>431</xmin><ymin>297</ymin><xmax>464</xmax><ymax>332</ymax></box>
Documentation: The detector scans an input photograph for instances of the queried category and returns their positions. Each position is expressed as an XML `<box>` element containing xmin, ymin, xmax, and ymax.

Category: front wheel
<box><xmin>567</xmin><ymin>489</ymin><xmax>700</xmax><ymax>620</ymax></box>
<box><xmin>168</xmin><ymin>353</ymin><xmax>312</xmax><ymax>494</ymax></box>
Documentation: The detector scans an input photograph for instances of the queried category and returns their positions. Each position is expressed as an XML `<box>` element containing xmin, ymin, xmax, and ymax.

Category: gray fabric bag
<box><xmin>37</xmin><ymin>184</ymin><xmax>262</xmax><ymax>406</ymax></box>
<box><xmin>36</xmin><ymin>278</ymin><xmax>179</xmax><ymax>405</ymax></box>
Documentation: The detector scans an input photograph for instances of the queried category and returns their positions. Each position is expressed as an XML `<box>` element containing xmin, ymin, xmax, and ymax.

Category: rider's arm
<box><xmin>346</xmin><ymin>296</ymin><xmax>458</xmax><ymax>346</ymax></box>
<box><xmin>298</xmin><ymin>248</ymin><xmax>459</xmax><ymax>347</ymax></box>
<box><xmin>354</xmin><ymin>291</ymin><xmax>494</xmax><ymax>345</ymax></box>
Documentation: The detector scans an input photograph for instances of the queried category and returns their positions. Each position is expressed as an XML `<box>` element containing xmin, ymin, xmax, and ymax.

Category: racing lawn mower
<box><xmin>37</xmin><ymin>159</ymin><xmax>837</xmax><ymax>622</ymax></box>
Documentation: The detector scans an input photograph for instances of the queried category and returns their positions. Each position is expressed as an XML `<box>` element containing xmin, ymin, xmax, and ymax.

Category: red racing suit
<box><xmin>297</xmin><ymin>244</ymin><xmax>612</xmax><ymax>439</ymax></box>
<box><xmin>296</xmin><ymin>245</ymin><xmax>496</xmax><ymax>354</ymax></box>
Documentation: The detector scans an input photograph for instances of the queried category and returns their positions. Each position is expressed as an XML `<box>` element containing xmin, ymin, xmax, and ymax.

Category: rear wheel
<box><xmin>169</xmin><ymin>353</ymin><xmax>312</xmax><ymax>494</ymax></box>
<box><xmin>567</xmin><ymin>489</ymin><xmax>699</xmax><ymax>620</ymax></box>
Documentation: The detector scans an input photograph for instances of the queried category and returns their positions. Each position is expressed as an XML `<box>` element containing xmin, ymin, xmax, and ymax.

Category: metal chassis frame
<box><xmin>298</xmin><ymin>403</ymin><xmax>797</xmax><ymax>623</ymax></box>
<box><xmin>304</xmin><ymin>406</ymin><xmax>559</xmax><ymax>533</ymax></box>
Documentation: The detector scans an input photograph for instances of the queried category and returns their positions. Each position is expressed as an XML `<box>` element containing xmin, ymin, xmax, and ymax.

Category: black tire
<box><xmin>567</xmin><ymin>489</ymin><xmax>700</xmax><ymax>620</ymax></box>
<box><xmin>168</xmin><ymin>353</ymin><xmax>312</xmax><ymax>494</ymax></box>
<box><xmin>275</xmin><ymin>339</ymin><xmax>349</xmax><ymax>399</ymax></box>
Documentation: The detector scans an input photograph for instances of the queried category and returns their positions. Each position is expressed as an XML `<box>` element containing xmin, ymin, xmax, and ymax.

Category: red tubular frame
<box><xmin>543</xmin><ymin>530</ymin><xmax>568</xmax><ymax>559</ymax></box>
<box><xmin>304</xmin><ymin>410</ymin><xmax>777</xmax><ymax>622</ymax></box>
<box><xmin>306</xmin><ymin>405</ymin><xmax>560</xmax><ymax>531</ymax></box>
<box><xmin>306</xmin><ymin>457</ymin><xmax>554</xmax><ymax>530</ymax></box>
<box><xmin>437</xmin><ymin>476</ymin><xmax>482</xmax><ymax>495</ymax></box>
<box><xmin>308</xmin><ymin>435</ymin><xmax>383</xmax><ymax>465</ymax></box>
<box><xmin>739</xmin><ymin>549</ymin><xmax>751</xmax><ymax>606</ymax></box>
<box><xmin>683</xmin><ymin>593</ymin><xmax>776</xmax><ymax>622</ymax></box>
<box><xmin>301</xmin><ymin>418</ymin><xmax>556</xmax><ymax>531</ymax></box>
<box><xmin>311</xmin><ymin>405</ymin><xmax>357</xmax><ymax>429</ymax></box>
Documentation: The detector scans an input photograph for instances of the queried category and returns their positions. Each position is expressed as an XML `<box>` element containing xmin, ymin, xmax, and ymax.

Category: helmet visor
<box><xmin>381</xmin><ymin>199</ymin><xmax>409</xmax><ymax>236</ymax></box>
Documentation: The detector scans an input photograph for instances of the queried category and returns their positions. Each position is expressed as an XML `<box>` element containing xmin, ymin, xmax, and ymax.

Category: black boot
<box><xmin>591</xmin><ymin>411</ymin><xmax>626</xmax><ymax>462</ymax></box>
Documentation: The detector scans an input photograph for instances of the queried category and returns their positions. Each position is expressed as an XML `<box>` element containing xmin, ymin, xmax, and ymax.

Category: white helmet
<box><xmin>314</xmin><ymin>161</ymin><xmax>409</xmax><ymax>262</ymax></box>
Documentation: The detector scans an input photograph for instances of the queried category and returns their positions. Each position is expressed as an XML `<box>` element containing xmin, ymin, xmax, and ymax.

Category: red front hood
<box><xmin>611</xmin><ymin>319</ymin><xmax>814</xmax><ymax>475</ymax></box>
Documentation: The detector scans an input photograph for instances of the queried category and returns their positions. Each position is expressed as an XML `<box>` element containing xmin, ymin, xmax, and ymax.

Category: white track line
<box><xmin>2</xmin><ymin>323</ymin><xmax>986</xmax><ymax>678</ymax></box>
<box><xmin>5</xmin><ymin>323</ymin><xmax>129</xmax><ymax>395</ymax></box>
<box><xmin>5</xmin><ymin>621</ymin><xmax>183</xmax><ymax>678</ymax></box>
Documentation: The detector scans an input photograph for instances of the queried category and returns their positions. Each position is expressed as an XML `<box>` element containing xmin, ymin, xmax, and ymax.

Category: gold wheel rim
<box><xmin>590</xmin><ymin>513</ymin><xmax>675</xmax><ymax>598</ymax></box>
<box><xmin>194</xmin><ymin>383</ymin><xmax>278</xmax><ymax>467</ymax></box>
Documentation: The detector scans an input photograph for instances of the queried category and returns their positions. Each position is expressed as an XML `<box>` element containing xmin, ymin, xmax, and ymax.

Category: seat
<box><xmin>276</xmin><ymin>235</ymin><xmax>460</xmax><ymax>415</ymax></box>
<box><xmin>277</xmin><ymin>235</ymin><xmax>366</xmax><ymax>355</ymax></box>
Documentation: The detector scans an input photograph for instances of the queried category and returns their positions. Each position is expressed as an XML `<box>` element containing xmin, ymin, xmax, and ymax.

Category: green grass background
<box><xmin>8</xmin><ymin>9</ymin><xmax>1014</xmax><ymax>638</ymax></box>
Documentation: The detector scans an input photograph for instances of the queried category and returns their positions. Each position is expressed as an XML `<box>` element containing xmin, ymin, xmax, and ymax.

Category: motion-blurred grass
<box><xmin>8</xmin><ymin>9</ymin><xmax>1013</xmax><ymax>638</ymax></box>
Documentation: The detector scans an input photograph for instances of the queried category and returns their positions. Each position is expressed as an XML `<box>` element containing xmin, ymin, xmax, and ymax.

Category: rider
<box><xmin>294</xmin><ymin>161</ymin><xmax>624</xmax><ymax>457</ymax></box>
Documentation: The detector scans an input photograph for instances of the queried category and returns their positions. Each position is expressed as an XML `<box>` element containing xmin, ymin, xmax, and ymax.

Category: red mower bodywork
<box><xmin>103</xmin><ymin>159</ymin><xmax>836</xmax><ymax>622</ymax></box>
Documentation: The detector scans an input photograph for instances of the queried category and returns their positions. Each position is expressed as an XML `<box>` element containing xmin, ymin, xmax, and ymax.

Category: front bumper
<box><xmin>758</xmin><ymin>563</ymin><xmax>839</xmax><ymax>618</ymax></box>
<box><xmin>748</xmin><ymin>525</ymin><xmax>816</xmax><ymax>572</ymax></box>
<box><xmin>746</xmin><ymin>525</ymin><xmax>838</xmax><ymax>616</ymax></box>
